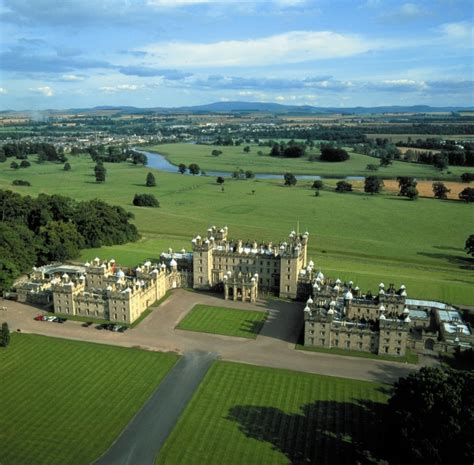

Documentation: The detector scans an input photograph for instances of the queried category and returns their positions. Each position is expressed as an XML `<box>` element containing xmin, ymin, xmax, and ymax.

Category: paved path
<box><xmin>94</xmin><ymin>351</ymin><xmax>216</xmax><ymax>465</ymax></box>
<box><xmin>2</xmin><ymin>291</ymin><xmax>418</xmax><ymax>383</ymax></box>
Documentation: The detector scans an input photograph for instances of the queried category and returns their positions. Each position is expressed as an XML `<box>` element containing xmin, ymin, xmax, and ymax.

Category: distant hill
<box><xmin>1</xmin><ymin>101</ymin><xmax>473</xmax><ymax>116</ymax></box>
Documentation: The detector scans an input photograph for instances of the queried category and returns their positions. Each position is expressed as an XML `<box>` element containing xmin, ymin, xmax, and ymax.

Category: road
<box><xmin>2</xmin><ymin>290</ymin><xmax>417</xmax><ymax>383</ymax></box>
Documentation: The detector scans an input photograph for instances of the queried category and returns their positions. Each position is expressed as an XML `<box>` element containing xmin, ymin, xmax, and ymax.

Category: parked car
<box><xmin>96</xmin><ymin>323</ymin><xmax>108</xmax><ymax>330</ymax></box>
<box><xmin>41</xmin><ymin>315</ymin><xmax>49</xmax><ymax>321</ymax></box>
<box><xmin>112</xmin><ymin>325</ymin><xmax>121</xmax><ymax>332</ymax></box>
<box><xmin>56</xmin><ymin>317</ymin><xmax>67</xmax><ymax>323</ymax></box>
<box><xmin>82</xmin><ymin>321</ymin><xmax>93</xmax><ymax>327</ymax></box>
<box><xmin>118</xmin><ymin>326</ymin><xmax>128</xmax><ymax>333</ymax></box>
<box><xmin>34</xmin><ymin>315</ymin><xmax>44</xmax><ymax>321</ymax></box>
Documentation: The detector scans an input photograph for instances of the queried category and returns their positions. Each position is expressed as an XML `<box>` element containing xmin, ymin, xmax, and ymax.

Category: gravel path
<box><xmin>93</xmin><ymin>351</ymin><xmax>216</xmax><ymax>465</ymax></box>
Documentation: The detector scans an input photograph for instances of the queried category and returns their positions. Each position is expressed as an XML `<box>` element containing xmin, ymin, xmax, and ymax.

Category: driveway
<box><xmin>1</xmin><ymin>291</ymin><xmax>416</xmax><ymax>383</ymax></box>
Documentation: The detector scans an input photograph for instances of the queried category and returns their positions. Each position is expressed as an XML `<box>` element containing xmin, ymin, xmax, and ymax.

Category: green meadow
<box><xmin>0</xmin><ymin>333</ymin><xmax>178</xmax><ymax>465</ymax></box>
<box><xmin>0</xmin><ymin>155</ymin><xmax>473</xmax><ymax>305</ymax></box>
<box><xmin>146</xmin><ymin>142</ymin><xmax>474</xmax><ymax>179</ymax></box>
<box><xmin>155</xmin><ymin>361</ymin><xmax>389</xmax><ymax>465</ymax></box>
<box><xmin>176</xmin><ymin>304</ymin><xmax>268</xmax><ymax>338</ymax></box>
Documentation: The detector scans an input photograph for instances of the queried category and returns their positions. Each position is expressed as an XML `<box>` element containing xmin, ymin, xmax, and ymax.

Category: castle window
<box><xmin>384</xmin><ymin>347</ymin><xmax>389</xmax><ymax>353</ymax></box>
<box><xmin>320</xmin><ymin>331</ymin><xmax>325</xmax><ymax>336</ymax></box>
<box><xmin>309</xmin><ymin>337</ymin><xmax>314</xmax><ymax>344</ymax></box>
<box><xmin>114</xmin><ymin>313</ymin><xmax>117</xmax><ymax>320</ymax></box>
<box><xmin>287</xmin><ymin>260</ymin><xmax>291</xmax><ymax>265</ymax></box>
<box><xmin>358</xmin><ymin>342</ymin><xmax>363</xmax><ymax>349</ymax></box>
<box><xmin>334</xmin><ymin>339</ymin><xmax>339</xmax><ymax>346</ymax></box>
<box><xmin>320</xmin><ymin>339</ymin><xmax>325</xmax><ymax>344</ymax></box>
<box><xmin>396</xmin><ymin>348</ymin><xmax>401</xmax><ymax>355</ymax></box>
<box><xmin>397</xmin><ymin>340</ymin><xmax>402</xmax><ymax>345</ymax></box>
<box><xmin>287</xmin><ymin>275</ymin><xmax>290</xmax><ymax>280</ymax></box>
<box><xmin>287</xmin><ymin>267</ymin><xmax>291</xmax><ymax>273</ymax></box>
<box><xmin>346</xmin><ymin>341</ymin><xmax>350</xmax><ymax>348</ymax></box>
<box><xmin>309</xmin><ymin>330</ymin><xmax>314</xmax><ymax>335</ymax></box>
<box><xmin>286</xmin><ymin>285</ymin><xmax>290</xmax><ymax>292</ymax></box>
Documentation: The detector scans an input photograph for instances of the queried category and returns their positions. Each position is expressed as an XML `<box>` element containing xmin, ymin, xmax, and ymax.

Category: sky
<box><xmin>0</xmin><ymin>0</ymin><xmax>473</xmax><ymax>110</ymax></box>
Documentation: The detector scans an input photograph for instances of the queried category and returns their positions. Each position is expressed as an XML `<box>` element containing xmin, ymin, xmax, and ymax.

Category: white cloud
<box><xmin>142</xmin><ymin>30</ymin><xmax>373</xmax><ymax>67</ymax></box>
<box><xmin>0</xmin><ymin>87</ymin><xmax>7</xmax><ymax>94</ymax></box>
<box><xmin>381</xmin><ymin>2</ymin><xmax>428</xmax><ymax>21</ymax></box>
<box><xmin>439</xmin><ymin>21</ymin><xmax>473</xmax><ymax>40</ymax></box>
<box><xmin>29</xmin><ymin>86</ymin><xmax>54</xmax><ymax>97</ymax></box>
<box><xmin>148</xmin><ymin>0</ymin><xmax>307</xmax><ymax>6</ymax></box>
<box><xmin>61</xmin><ymin>74</ymin><xmax>85</xmax><ymax>81</ymax></box>
<box><xmin>99</xmin><ymin>84</ymin><xmax>141</xmax><ymax>92</ymax></box>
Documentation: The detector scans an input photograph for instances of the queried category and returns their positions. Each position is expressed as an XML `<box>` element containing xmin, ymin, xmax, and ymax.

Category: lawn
<box><xmin>0</xmin><ymin>155</ymin><xmax>473</xmax><ymax>306</ymax></box>
<box><xmin>0</xmin><ymin>333</ymin><xmax>179</xmax><ymax>465</ymax></box>
<box><xmin>155</xmin><ymin>361</ymin><xmax>390</xmax><ymax>465</ymax></box>
<box><xmin>176</xmin><ymin>304</ymin><xmax>268</xmax><ymax>338</ymax></box>
<box><xmin>146</xmin><ymin>142</ymin><xmax>474</xmax><ymax>179</ymax></box>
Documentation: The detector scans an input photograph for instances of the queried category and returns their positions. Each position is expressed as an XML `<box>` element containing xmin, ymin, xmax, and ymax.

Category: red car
<box><xmin>34</xmin><ymin>315</ymin><xmax>44</xmax><ymax>321</ymax></box>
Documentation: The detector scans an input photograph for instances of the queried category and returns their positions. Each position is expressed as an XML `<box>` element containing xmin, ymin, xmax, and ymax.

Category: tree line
<box><xmin>0</xmin><ymin>190</ymin><xmax>139</xmax><ymax>293</ymax></box>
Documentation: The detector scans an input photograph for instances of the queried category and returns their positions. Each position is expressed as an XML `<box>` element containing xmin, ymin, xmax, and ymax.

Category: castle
<box><xmin>15</xmin><ymin>226</ymin><xmax>473</xmax><ymax>355</ymax></box>
<box><xmin>303</xmin><ymin>273</ymin><xmax>472</xmax><ymax>356</ymax></box>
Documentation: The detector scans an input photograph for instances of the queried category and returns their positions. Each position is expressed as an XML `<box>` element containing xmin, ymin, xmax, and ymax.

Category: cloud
<box><xmin>118</xmin><ymin>66</ymin><xmax>192</xmax><ymax>80</ymax></box>
<box><xmin>141</xmin><ymin>30</ymin><xmax>374</xmax><ymax>67</ymax></box>
<box><xmin>29</xmin><ymin>86</ymin><xmax>54</xmax><ymax>97</ymax></box>
<box><xmin>99</xmin><ymin>84</ymin><xmax>142</xmax><ymax>92</ymax></box>
<box><xmin>0</xmin><ymin>88</ymin><xmax>8</xmax><ymax>95</ymax></box>
<box><xmin>439</xmin><ymin>21</ymin><xmax>473</xmax><ymax>40</ymax></box>
<box><xmin>61</xmin><ymin>74</ymin><xmax>86</xmax><ymax>81</ymax></box>
<box><xmin>381</xmin><ymin>2</ymin><xmax>428</xmax><ymax>21</ymax></box>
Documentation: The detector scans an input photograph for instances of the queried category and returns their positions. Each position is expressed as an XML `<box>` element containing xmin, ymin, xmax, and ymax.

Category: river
<box><xmin>136</xmin><ymin>149</ymin><xmax>365</xmax><ymax>181</ymax></box>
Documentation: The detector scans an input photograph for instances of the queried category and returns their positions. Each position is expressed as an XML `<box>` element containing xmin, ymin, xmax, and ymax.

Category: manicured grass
<box><xmin>0</xmin><ymin>333</ymin><xmax>179</xmax><ymax>465</ymax></box>
<box><xmin>176</xmin><ymin>304</ymin><xmax>268</xmax><ymax>338</ymax></box>
<box><xmin>296</xmin><ymin>343</ymin><xmax>419</xmax><ymax>364</ymax></box>
<box><xmin>0</xmin><ymin>155</ymin><xmax>473</xmax><ymax>306</ymax></box>
<box><xmin>146</xmin><ymin>142</ymin><xmax>474</xmax><ymax>179</ymax></box>
<box><xmin>155</xmin><ymin>361</ymin><xmax>389</xmax><ymax>465</ymax></box>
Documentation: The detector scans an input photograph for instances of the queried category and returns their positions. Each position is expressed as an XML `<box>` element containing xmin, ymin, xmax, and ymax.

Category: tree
<box><xmin>432</xmin><ymin>182</ymin><xmax>450</xmax><ymax>200</ymax></box>
<box><xmin>364</xmin><ymin>176</ymin><xmax>384</xmax><ymax>195</ymax></box>
<box><xmin>433</xmin><ymin>154</ymin><xmax>448</xmax><ymax>171</ymax></box>
<box><xmin>216</xmin><ymin>176</ymin><xmax>225</xmax><ymax>185</ymax></box>
<box><xmin>283</xmin><ymin>172</ymin><xmax>297</xmax><ymax>186</ymax></box>
<box><xmin>405</xmin><ymin>185</ymin><xmax>419</xmax><ymax>200</ymax></box>
<box><xmin>178</xmin><ymin>163</ymin><xmax>186</xmax><ymax>174</ymax></box>
<box><xmin>245</xmin><ymin>170</ymin><xmax>255</xmax><ymax>179</ymax></box>
<box><xmin>270</xmin><ymin>144</ymin><xmax>281</xmax><ymax>157</ymax></box>
<box><xmin>379</xmin><ymin>154</ymin><xmax>393</xmax><ymax>167</ymax></box>
<box><xmin>311</xmin><ymin>180</ymin><xmax>323</xmax><ymax>190</ymax></box>
<box><xmin>146</xmin><ymin>172</ymin><xmax>156</xmax><ymax>187</ymax></box>
<box><xmin>461</xmin><ymin>172</ymin><xmax>474</xmax><ymax>183</ymax></box>
<box><xmin>12</xmin><ymin>180</ymin><xmax>31</xmax><ymax>186</ymax></box>
<box><xmin>397</xmin><ymin>177</ymin><xmax>417</xmax><ymax>197</ymax></box>
<box><xmin>465</xmin><ymin>235</ymin><xmax>474</xmax><ymax>256</ymax></box>
<box><xmin>386</xmin><ymin>367</ymin><xmax>474</xmax><ymax>465</ymax></box>
<box><xmin>0</xmin><ymin>322</ymin><xmax>10</xmax><ymax>347</ymax></box>
<box><xmin>459</xmin><ymin>187</ymin><xmax>474</xmax><ymax>202</ymax></box>
<box><xmin>243</xmin><ymin>146</ymin><xmax>250</xmax><ymax>153</ymax></box>
<box><xmin>335</xmin><ymin>181</ymin><xmax>352</xmax><ymax>192</ymax></box>
<box><xmin>133</xmin><ymin>193</ymin><xmax>160</xmax><ymax>207</ymax></box>
<box><xmin>20</xmin><ymin>160</ymin><xmax>31</xmax><ymax>168</ymax></box>
<box><xmin>211</xmin><ymin>149</ymin><xmax>222</xmax><ymax>157</ymax></box>
<box><xmin>10</xmin><ymin>161</ymin><xmax>19</xmax><ymax>170</ymax></box>
<box><xmin>320</xmin><ymin>147</ymin><xmax>349</xmax><ymax>162</ymax></box>
<box><xmin>366</xmin><ymin>163</ymin><xmax>379</xmax><ymax>171</ymax></box>
<box><xmin>37</xmin><ymin>221</ymin><xmax>84</xmax><ymax>263</ymax></box>
<box><xmin>283</xmin><ymin>145</ymin><xmax>305</xmax><ymax>158</ymax></box>
<box><xmin>188</xmin><ymin>163</ymin><xmax>200</xmax><ymax>175</ymax></box>
<box><xmin>94</xmin><ymin>163</ymin><xmax>106</xmax><ymax>183</ymax></box>
<box><xmin>63</xmin><ymin>162</ymin><xmax>71</xmax><ymax>171</ymax></box>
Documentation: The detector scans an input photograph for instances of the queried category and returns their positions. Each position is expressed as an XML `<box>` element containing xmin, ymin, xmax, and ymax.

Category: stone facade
<box><xmin>303</xmin><ymin>274</ymin><xmax>473</xmax><ymax>356</ymax></box>
<box><xmin>191</xmin><ymin>225</ymin><xmax>308</xmax><ymax>299</ymax></box>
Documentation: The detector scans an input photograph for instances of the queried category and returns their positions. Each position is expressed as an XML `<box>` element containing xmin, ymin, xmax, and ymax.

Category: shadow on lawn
<box><xmin>227</xmin><ymin>399</ymin><xmax>389</xmax><ymax>465</ymax></box>
<box><xmin>416</xmin><ymin>251</ymin><xmax>474</xmax><ymax>270</ymax></box>
<box><xmin>241</xmin><ymin>319</ymin><xmax>266</xmax><ymax>336</ymax></box>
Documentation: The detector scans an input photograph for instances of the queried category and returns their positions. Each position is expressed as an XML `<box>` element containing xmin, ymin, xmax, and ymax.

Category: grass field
<box><xmin>155</xmin><ymin>361</ymin><xmax>389</xmax><ymax>465</ymax></box>
<box><xmin>176</xmin><ymin>304</ymin><xmax>268</xmax><ymax>338</ymax></box>
<box><xmin>0</xmin><ymin>333</ymin><xmax>179</xmax><ymax>465</ymax></box>
<box><xmin>0</xmin><ymin>155</ymin><xmax>473</xmax><ymax>306</ymax></box>
<box><xmin>146</xmin><ymin>142</ymin><xmax>474</xmax><ymax>179</ymax></box>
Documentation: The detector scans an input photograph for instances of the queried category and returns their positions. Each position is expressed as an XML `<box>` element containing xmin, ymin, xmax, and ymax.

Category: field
<box><xmin>0</xmin><ymin>333</ymin><xmax>179</xmax><ymax>465</ymax></box>
<box><xmin>147</xmin><ymin>143</ymin><xmax>474</xmax><ymax>179</ymax></box>
<box><xmin>0</xmin><ymin>155</ymin><xmax>473</xmax><ymax>306</ymax></box>
<box><xmin>155</xmin><ymin>361</ymin><xmax>389</xmax><ymax>465</ymax></box>
<box><xmin>176</xmin><ymin>304</ymin><xmax>268</xmax><ymax>338</ymax></box>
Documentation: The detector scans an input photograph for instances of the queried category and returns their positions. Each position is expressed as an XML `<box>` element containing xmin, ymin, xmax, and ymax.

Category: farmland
<box><xmin>176</xmin><ymin>304</ymin><xmax>268</xmax><ymax>338</ymax></box>
<box><xmin>0</xmin><ymin>154</ymin><xmax>473</xmax><ymax>306</ymax></box>
<box><xmin>146</xmin><ymin>142</ymin><xmax>474</xmax><ymax>179</ymax></box>
<box><xmin>0</xmin><ymin>333</ymin><xmax>179</xmax><ymax>465</ymax></box>
<box><xmin>155</xmin><ymin>361</ymin><xmax>389</xmax><ymax>465</ymax></box>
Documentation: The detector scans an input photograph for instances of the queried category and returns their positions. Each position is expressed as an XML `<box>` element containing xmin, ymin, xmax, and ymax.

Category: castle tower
<box><xmin>279</xmin><ymin>231</ymin><xmax>309</xmax><ymax>299</ymax></box>
<box><xmin>192</xmin><ymin>235</ymin><xmax>214</xmax><ymax>289</ymax></box>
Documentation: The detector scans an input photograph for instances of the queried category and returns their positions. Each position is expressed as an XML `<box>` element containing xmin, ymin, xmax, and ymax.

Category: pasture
<box><xmin>155</xmin><ymin>361</ymin><xmax>389</xmax><ymax>465</ymax></box>
<box><xmin>0</xmin><ymin>155</ymin><xmax>473</xmax><ymax>306</ymax></box>
<box><xmin>147</xmin><ymin>142</ymin><xmax>474</xmax><ymax>179</ymax></box>
<box><xmin>176</xmin><ymin>304</ymin><xmax>268</xmax><ymax>338</ymax></box>
<box><xmin>0</xmin><ymin>333</ymin><xmax>179</xmax><ymax>465</ymax></box>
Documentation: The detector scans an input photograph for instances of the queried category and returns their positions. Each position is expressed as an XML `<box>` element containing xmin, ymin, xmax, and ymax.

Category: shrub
<box><xmin>320</xmin><ymin>147</ymin><xmax>350</xmax><ymax>162</ymax></box>
<box><xmin>311</xmin><ymin>180</ymin><xmax>323</xmax><ymax>190</ymax></box>
<box><xmin>133</xmin><ymin>193</ymin><xmax>160</xmax><ymax>207</ymax></box>
<box><xmin>461</xmin><ymin>172</ymin><xmax>474</xmax><ymax>183</ymax></box>
<box><xmin>63</xmin><ymin>162</ymin><xmax>71</xmax><ymax>171</ymax></box>
<box><xmin>335</xmin><ymin>181</ymin><xmax>352</xmax><ymax>192</ymax></box>
<box><xmin>12</xmin><ymin>180</ymin><xmax>31</xmax><ymax>186</ymax></box>
<box><xmin>459</xmin><ymin>187</ymin><xmax>474</xmax><ymax>202</ymax></box>
<box><xmin>20</xmin><ymin>160</ymin><xmax>31</xmax><ymax>168</ymax></box>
